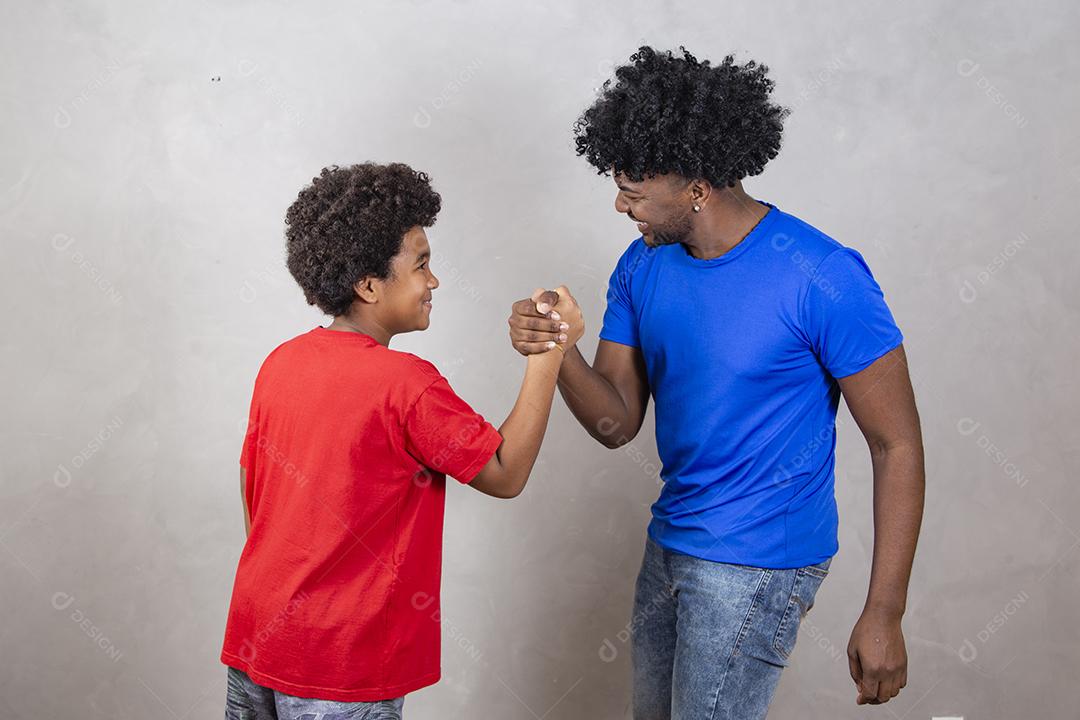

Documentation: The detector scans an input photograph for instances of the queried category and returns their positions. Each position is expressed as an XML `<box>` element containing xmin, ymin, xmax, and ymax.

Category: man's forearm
<box><xmin>555</xmin><ymin>346</ymin><xmax>635</xmax><ymax>448</ymax></box>
<box><xmin>864</xmin><ymin>442</ymin><xmax>925</xmax><ymax>616</ymax></box>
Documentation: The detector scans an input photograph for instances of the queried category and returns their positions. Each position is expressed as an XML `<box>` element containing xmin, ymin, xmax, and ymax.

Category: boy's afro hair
<box><xmin>285</xmin><ymin>162</ymin><xmax>441</xmax><ymax>316</ymax></box>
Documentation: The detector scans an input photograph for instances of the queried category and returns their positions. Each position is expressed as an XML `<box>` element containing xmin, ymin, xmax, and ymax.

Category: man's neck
<box><xmin>684</xmin><ymin>190</ymin><xmax>769</xmax><ymax>260</ymax></box>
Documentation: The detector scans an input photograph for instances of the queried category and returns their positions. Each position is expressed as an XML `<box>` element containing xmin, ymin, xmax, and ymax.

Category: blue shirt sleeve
<box><xmin>599</xmin><ymin>242</ymin><xmax>642</xmax><ymax>348</ymax></box>
<box><xmin>800</xmin><ymin>247</ymin><xmax>904</xmax><ymax>378</ymax></box>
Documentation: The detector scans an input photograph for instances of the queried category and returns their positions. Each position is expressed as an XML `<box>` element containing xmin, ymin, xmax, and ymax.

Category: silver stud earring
<box><xmin>693</xmin><ymin>204</ymin><xmax>701</xmax><ymax>212</ymax></box>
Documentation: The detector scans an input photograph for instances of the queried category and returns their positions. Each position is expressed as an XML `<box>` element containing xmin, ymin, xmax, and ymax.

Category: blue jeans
<box><xmin>631</xmin><ymin>536</ymin><xmax>832</xmax><ymax>720</ymax></box>
<box><xmin>224</xmin><ymin>666</ymin><xmax>405</xmax><ymax>720</ymax></box>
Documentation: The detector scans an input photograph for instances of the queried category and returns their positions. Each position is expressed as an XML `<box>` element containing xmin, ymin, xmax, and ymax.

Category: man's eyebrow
<box><xmin>416</xmin><ymin>250</ymin><xmax>430</xmax><ymax>261</ymax></box>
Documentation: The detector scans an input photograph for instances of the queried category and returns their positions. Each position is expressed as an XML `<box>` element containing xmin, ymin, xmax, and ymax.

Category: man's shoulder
<box><xmin>767</xmin><ymin>207</ymin><xmax>847</xmax><ymax>267</ymax></box>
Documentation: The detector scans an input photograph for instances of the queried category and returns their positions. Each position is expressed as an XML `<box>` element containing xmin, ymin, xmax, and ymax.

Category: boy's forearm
<box><xmin>556</xmin><ymin>346</ymin><xmax>632</xmax><ymax>447</ymax></box>
<box><xmin>493</xmin><ymin>350</ymin><xmax>564</xmax><ymax>494</ymax></box>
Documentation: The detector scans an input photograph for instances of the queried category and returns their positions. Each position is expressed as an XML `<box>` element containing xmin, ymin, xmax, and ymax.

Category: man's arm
<box><xmin>555</xmin><ymin>342</ymin><xmax>650</xmax><ymax>448</ymax></box>
<box><xmin>508</xmin><ymin>289</ymin><xmax>650</xmax><ymax>448</ymax></box>
<box><xmin>240</xmin><ymin>467</ymin><xmax>251</xmax><ymax>538</ymax></box>
<box><xmin>837</xmin><ymin>343</ymin><xmax>925</xmax><ymax>705</ymax></box>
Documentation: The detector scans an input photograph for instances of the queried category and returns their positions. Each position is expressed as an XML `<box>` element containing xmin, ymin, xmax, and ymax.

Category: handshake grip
<box><xmin>507</xmin><ymin>286</ymin><xmax>586</xmax><ymax>356</ymax></box>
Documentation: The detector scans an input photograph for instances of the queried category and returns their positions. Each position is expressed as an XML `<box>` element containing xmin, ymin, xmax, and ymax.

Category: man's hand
<box><xmin>508</xmin><ymin>286</ymin><xmax>584</xmax><ymax>356</ymax></box>
<box><xmin>847</xmin><ymin>608</ymin><xmax>908</xmax><ymax>705</ymax></box>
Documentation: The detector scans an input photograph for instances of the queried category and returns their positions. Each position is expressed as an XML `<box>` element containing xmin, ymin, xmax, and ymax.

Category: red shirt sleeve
<box><xmin>403</xmin><ymin>376</ymin><xmax>503</xmax><ymax>484</ymax></box>
<box><xmin>239</xmin><ymin>403</ymin><xmax>258</xmax><ymax>469</ymax></box>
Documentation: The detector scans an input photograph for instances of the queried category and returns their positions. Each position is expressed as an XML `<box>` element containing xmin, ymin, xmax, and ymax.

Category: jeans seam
<box><xmin>706</xmin><ymin>568</ymin><xmax>773</xmax><ymax>720</ymax></box>
<box><xmin>773</xmin><ymin>568</ymin><xmax>803</xmax><ymax>661</ymax></box>
<box><xmin>773</xmin><ymin>565</ymin><xmax>828</xmax><ymax>660</ymax></box>
<box><xmin>656</xmin><ymin>540</ymin><xmax>677</xmax><ymax>599</ymax></box>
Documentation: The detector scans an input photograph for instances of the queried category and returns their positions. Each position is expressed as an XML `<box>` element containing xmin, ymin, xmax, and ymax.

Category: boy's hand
<box><xmin>508</xmin><ymin>286</ymin><xmax>585</xmax><ymax>356</ymax></box>
<box><xmin>550</xmin><ymin>286</ymin><xmax>585</xmax><ymax>350</ymax></box>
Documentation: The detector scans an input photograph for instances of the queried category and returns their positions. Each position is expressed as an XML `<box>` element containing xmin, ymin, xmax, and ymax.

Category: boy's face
<box><xmin>376</xmin><ymin>226</ymin><xmax>439</xmax><ymax>333</ymax></box>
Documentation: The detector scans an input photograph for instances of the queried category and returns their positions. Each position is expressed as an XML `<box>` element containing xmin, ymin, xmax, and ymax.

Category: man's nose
<box><xmin>614</xmin><ymin>192</ymin><xmax>630</xmax><ymax>214</ymax></box>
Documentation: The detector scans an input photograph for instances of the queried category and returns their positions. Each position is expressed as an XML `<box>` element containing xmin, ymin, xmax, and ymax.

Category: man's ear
<box><xmin>688</xmin><ymin>178</ymin><xmax>713</xmax><ymax>208</ymax></box>
<box><xmin>353</xmin><ymin>276</ymin><xmax>379</xmax><ymax>304</ymax></box>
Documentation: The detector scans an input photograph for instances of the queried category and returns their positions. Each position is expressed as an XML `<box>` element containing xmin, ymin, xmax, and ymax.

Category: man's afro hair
<box><xmin>573</xmin><ymin>46</ymin><xmax>789</xmax><ymax>188</ymax></box>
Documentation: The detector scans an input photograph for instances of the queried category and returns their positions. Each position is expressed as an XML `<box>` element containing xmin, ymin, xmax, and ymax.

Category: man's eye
<box><xmin>418</xmin><ymin>262</ymin><xmax>427</xmax><ymax>270</ymax></box>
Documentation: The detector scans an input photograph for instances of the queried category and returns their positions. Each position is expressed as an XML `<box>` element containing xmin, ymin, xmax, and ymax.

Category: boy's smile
<box><xmin>382</xmin><ymin>225</ymin><xmax>439</xmax><ymax>333</ymax></box>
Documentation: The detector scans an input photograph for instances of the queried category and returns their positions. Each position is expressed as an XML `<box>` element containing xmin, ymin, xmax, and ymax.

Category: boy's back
<box><xmin>221</xmin><ymin>162</ymin><xmax>582</xmax><ymax>716</ymax></box>
<box><xmin>221</xmin><ymin>325</ymin><xmax>502</xmax><ymax>702</ymax></box>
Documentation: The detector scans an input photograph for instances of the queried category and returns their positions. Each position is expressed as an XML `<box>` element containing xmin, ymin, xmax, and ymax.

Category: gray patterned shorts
<box><xmin>224</xmin><ymin>666</ymin><xmax>405</xmax><ymax>720</ymax></box>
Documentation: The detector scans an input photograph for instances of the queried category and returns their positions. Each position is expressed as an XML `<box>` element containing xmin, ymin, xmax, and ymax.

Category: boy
<box><xmin>221</xmin><ymin>162</ymin><xmax>582</xmax><ymax>718</ymax></box>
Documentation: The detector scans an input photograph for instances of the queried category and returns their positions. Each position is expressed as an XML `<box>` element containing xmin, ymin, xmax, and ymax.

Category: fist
<box><xmin>507</xmin><ymin>286</ymin><xmax>585</xmax><ymax>356</ymax></box>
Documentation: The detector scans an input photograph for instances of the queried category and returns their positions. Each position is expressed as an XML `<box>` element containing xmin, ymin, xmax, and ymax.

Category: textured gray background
<box><xmin>2</xmin><ymin>0</ymin><xmax>1077</xmax><ymax>717</ymax></box>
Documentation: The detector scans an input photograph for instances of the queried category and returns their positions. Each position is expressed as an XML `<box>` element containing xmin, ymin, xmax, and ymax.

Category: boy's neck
<box><xmin>326</xmin><ymin>312</ymin><xmax>393</xmax><ymax>346</ymax></box>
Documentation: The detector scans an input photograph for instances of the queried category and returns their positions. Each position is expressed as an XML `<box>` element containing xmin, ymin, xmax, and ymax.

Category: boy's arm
<box><xmin>240</xmin><ymin>467</ymin><xmax>251</xmax><ymax>537</ymax></box>
<box><xmin>468</xmin><ymin>352</ymin><xmax>562</xmax><ymax>498</ymax></box>
<box><xmin>469</xmin><ymin>288</ymin><xmax>583</xmax><ymax>499</ymax></box>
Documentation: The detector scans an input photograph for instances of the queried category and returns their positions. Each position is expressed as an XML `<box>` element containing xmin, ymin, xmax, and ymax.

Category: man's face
<box><xmin>613</xmin><ymin>172</ymin><xmax>694</xmax><ymax>247</ymax></box>
<box><xmin>376</xmin><ymin>226</ymin><xmax>439</xmax><ymax>333</ymax></box>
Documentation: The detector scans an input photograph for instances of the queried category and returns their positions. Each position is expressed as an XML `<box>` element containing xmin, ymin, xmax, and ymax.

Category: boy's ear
<box><xmin>353</xmin><ymin>277</ymin><xmax>379</xmax><ymax>304</ymax></box>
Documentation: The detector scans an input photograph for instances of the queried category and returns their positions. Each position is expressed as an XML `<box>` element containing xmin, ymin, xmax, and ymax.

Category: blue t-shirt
<box><xmin>600</xmin><ymin>201</ymin><xmax>903</xmax><ymax>568</ymax></box>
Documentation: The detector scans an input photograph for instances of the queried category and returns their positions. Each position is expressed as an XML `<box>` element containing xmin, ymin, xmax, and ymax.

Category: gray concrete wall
<box><xmin>2</xmin><ymin>0</ymin><xmax>1076</xmax><ymax>717</ymax></box>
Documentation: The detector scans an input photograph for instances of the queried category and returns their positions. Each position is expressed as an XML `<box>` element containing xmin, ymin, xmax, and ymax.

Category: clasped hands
<box><xmin>507</xmin><ymin>286</ymin><xmax>585</xmax><ymax>356</ymax></box>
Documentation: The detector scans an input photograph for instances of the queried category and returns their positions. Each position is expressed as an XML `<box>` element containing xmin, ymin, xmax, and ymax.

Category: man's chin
<box><xmin>644</xmin><ymin>232</ymin><xmax>679</xmax><ymax>247</ymax></box>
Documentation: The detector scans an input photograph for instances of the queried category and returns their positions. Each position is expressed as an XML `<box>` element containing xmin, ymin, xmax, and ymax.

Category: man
<box><xmin>508</xmin><ymin>46</ymin><xmax>924</xmax><ymax>718</ymax></box>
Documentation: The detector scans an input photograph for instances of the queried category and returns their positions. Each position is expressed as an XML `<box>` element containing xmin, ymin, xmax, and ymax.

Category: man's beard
<box><xmin>645</xmin><ymin>211</ymin><xmax>693</xmax><ymax>247</ymax></box>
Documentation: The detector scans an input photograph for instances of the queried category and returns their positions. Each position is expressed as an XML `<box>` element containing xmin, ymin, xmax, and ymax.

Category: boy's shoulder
<box><xmin>381</xmin><ymin>348</ymin><xmax>444</xmax><ymax>387</ymax></box>
<box><xmin>257</xmin><ymin>329</ymin><xmax>445</xmax><ymax>390</ymax></box>
<box><xmin>363</xmin><ymin>348</ymin><xmax>452</xmax><ymax>415</ymax></box>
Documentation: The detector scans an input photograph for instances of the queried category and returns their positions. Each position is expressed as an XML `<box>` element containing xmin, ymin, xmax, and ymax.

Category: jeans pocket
<box><xmin>772</xmin><ymin>564</ymin><xmax>829</xmax><ymax>661</ymax></box>
<box><xmin>804</xmin><ymin>556</ymin><xmax>832</xmax><ymax>579</ymax></box>
<box><xmin>224</xmin><ymin>667</ymin><xmax>261</xmax><ymax>720</ymax></box>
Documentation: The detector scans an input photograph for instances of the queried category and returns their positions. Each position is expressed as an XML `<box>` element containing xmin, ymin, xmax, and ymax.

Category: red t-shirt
<box><xmin>221</xmin><ymin>326</ymin><xmax>503</xmax><ymax>701</ymax></box>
